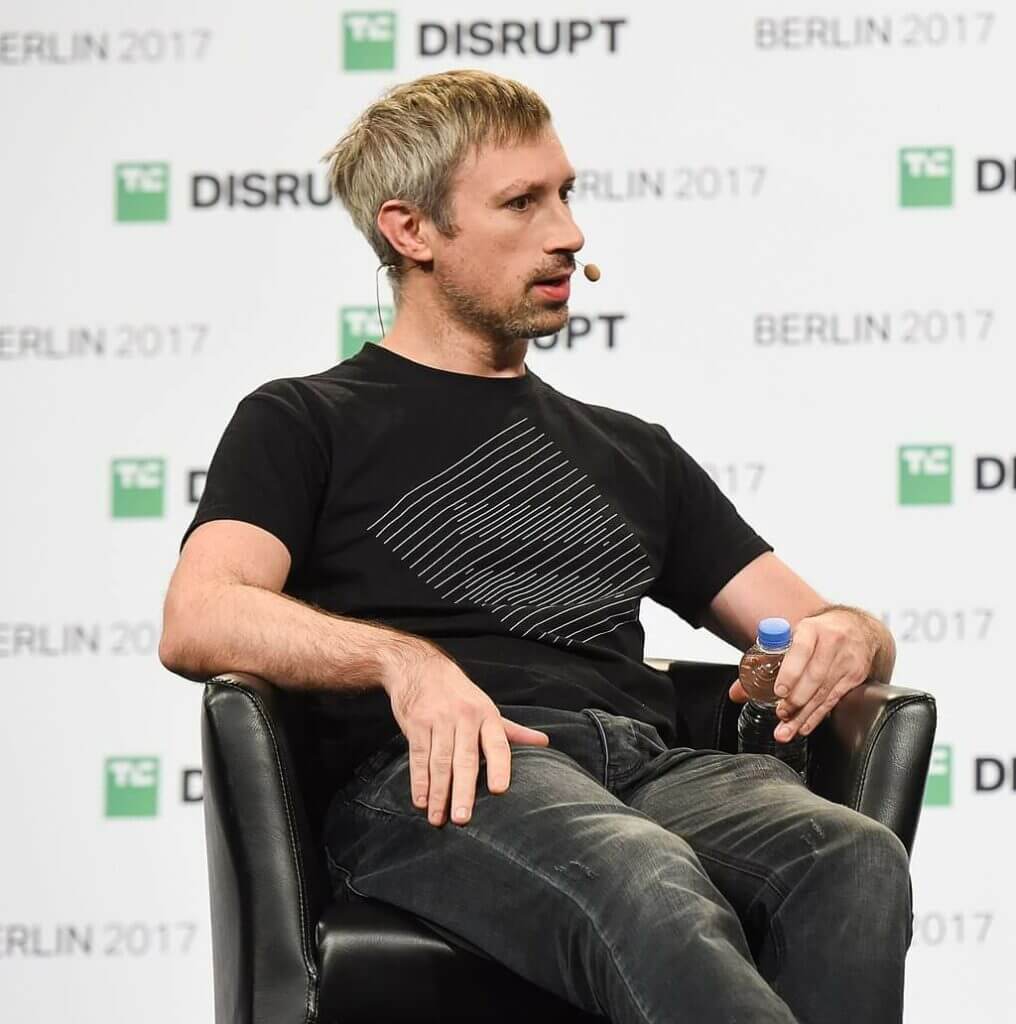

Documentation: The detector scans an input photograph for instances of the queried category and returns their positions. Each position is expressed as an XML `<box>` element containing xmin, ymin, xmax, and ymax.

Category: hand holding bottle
<box><xmin>734</xmin><ymin>618</ymin><xmax>809</xmax><ymax>780</ymax></box>
<box><xmin>728</xmin><ymin>606</ymin><xmax>887</xmax><ymax>742</ymax></box>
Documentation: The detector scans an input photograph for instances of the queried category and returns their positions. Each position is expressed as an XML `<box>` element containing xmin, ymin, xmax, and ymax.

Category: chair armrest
<box><xmin>808</xmin><ymin>682</ymin><xmax>937</xmax><ymax>858</ymax></box>
<box><xmin>202</xmin><ymin>672</ymin><xmax>326</xmax><ymax>1024</ymax></box>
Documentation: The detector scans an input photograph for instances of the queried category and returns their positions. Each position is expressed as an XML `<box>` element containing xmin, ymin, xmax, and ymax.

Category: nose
<box><xmin>546</xmin><ymin>197</ymin><xmax>585</xmax><ymax>262</ymax></box>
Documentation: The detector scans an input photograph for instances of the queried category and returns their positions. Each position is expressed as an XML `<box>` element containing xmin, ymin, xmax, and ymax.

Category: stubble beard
<box><xmin>439</xmin><ymin>272</ymin><xmax>569</xmax><ymax>344</ymax></box>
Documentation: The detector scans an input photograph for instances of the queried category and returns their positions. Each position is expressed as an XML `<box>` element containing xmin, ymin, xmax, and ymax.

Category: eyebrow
<box><xmin>492</xmin><ymin>174</ymin><xmax>577</xmax><ymax>202</ymax></box>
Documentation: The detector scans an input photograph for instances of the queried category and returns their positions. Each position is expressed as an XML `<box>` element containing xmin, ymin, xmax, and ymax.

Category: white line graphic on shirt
<box><xmin>367</xmin><ymin>417</ymin><xmax>655</xmax><ymax>647</ymax></box>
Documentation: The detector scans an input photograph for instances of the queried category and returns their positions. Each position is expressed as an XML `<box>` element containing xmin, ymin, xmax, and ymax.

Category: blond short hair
<box><xmin>322</xmin><ymin>69</ymin><xmax>551</xmax><ymax>298</ymax></box>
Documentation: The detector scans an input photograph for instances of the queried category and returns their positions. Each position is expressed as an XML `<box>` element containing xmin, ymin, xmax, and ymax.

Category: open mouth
<box><xmin>533</xmin><ymin>275</ymin><xmax>571</xmax><ymax>300</ymax></box>
<box><xmin>534</xmin><ymin>269</ymin><xmax>571</xmax><ymax>285</ymax></box>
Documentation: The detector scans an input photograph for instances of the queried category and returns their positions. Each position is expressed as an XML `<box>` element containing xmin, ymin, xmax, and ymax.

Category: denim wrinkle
<box><xmin>580</xmin><ymin>707</ymin><xmax>612</xmax><ymax>788</ymax></box>
<box><xmin>338</xmin><ymin>784</ymin><xmax>660</xmax><ymax>1024</ymax></box>
<box><xmin>322</xmin><ymin>704</ymin><xmax>911</xmax><ymax>1024</ymax></box>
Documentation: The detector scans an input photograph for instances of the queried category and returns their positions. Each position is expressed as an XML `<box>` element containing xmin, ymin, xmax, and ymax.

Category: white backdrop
<box><xmin>1</xmin><ymin>2</ymin><xmax>1012</xmax><ymax>1021</ymax></box>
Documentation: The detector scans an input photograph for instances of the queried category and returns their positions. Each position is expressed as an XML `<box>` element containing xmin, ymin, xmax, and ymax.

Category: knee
<box><xmin>813</xmin><ymin>813</ymin><xmax>911</xmax><ymax>900</ymax></box>
<box><xmin>841</xmin><ymin>818</ymin><xmax>913</xmax><ymax>944</ymax></box>
<box><xmin>841</xmin><ymin>815</ymin><xmax>908</xmax><ymax>870</ymax></box>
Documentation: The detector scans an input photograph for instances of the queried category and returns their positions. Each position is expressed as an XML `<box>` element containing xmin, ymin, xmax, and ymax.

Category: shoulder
<box><xmin>229</xmin><ymin>367</ymin><xmax>361</xmax><ymax>465</ymax></box>
<box><xmin>243</xmin><ymin>364</ymin><xmax>357</xmax><ymax>413</ymax></box>
<box><xmin>238</xmin><ymin>364</ymin><xmax>365</xmax><ymax>433</ymax></box>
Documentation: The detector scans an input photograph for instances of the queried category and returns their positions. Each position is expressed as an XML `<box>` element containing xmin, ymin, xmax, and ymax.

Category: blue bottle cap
<box><xmin>757</xmin><ymin>617</ymin><xmax>792</xmax><ymax>650</ymax></box>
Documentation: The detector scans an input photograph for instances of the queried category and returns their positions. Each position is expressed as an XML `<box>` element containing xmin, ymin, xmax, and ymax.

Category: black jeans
<box><xmin>323</xmin><ymin>704</ymin><xmax>914</xmax><ymax>1024</ymax></box>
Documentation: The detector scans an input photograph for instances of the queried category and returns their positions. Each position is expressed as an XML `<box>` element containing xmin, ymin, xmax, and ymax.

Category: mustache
<box><xmin>530</xmin><ymin>260</ymin><xmax>575</xmax><ymax>283</ymax></box>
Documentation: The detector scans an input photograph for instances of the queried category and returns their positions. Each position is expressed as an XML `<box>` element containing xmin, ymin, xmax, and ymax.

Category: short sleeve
<box><xmin>647</xmin><ymin>424</ymin><xmax>773</xmax><ymax>627</ymax></box>
<box><xmin>179</xmin><ymin>387</ymin><xmax>329</xmax><ymax>572</ymax></box>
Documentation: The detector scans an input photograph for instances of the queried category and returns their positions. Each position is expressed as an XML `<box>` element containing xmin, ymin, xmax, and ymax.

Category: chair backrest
<box><xmin>650</xmin><ymin>658</ymin><xmax>740</xmax><ymax>751</ymax></box>
<box><xmin>272</xmin><ymin>688</ymin><xmax>353</xmax><ymax>850</ymax></box>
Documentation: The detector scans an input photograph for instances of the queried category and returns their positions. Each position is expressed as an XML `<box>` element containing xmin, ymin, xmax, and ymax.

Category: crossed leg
<box><xmin>324</xmin><ymin>741</ymin><xmax>801</xmax><ymax>1024</ymax></box>
<box><xmin>620</xmin><ymin>745</ymin><xmax>914</xmax><ymax>1024</ymax></box>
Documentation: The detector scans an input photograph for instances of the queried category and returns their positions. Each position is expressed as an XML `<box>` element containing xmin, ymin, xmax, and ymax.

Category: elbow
<box><xmin>158</xmin><ymin>629</ymin><xmax>184</xmax><ymax>674</ymax></box>
<box><xmin>158</xmin><ymin>629</ymin><xmax>205</xmax><ymax>682</ymax></box>
<box><xmin>158</xmin><ymin>599</ymin><xmax>210</xmax><ymax>681</ymax></box>
<box><xmin>159</xmin><ymin>578</ymin><xmax>240</xmax><ymax>682</ymax></box>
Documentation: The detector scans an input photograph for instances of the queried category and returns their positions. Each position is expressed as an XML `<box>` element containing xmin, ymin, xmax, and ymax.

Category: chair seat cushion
<box><xmin>316</xmin><ymin>895</ymin><xmax>597</xmax><ymax>1023</ymax></box>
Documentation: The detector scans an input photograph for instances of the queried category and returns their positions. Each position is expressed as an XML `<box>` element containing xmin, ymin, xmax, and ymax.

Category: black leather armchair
<box><xmin>201</xmin><ymin>659</ymin><xmax>936</xmax><ymax>1024</ymax></box>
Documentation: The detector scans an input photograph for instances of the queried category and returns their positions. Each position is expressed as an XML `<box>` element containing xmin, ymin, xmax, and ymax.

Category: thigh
<box><xmin>322</xmin><ymin>734</ymin><xmax>745</xmax><ymax>1009</ymax></box>
<box><xmin>619</xmin><ymin>742</ymin><xmax>902</xmax><ymax>949</ymax></box>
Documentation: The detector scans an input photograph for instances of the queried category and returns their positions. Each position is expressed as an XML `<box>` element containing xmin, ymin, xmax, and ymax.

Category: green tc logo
<box><xmin>105</xmin><ymin>757</ymin><xmax>160</xmax><ymax>818</ymax></box>
<box><xmin>112</xmin><ymin>458</ymin><xmax>166</xmax><ymax>518</ymax></box>
<box><xmin>115</xmin><ymin>162</ymin><xmax>170</xmax><ymax>222</ymax></box>
<box><xmin>898</xmin><ymin>445</ymin><xmax>953</xmax><ymax>506</ymax></box>
<box><xmin>899</xmin><ymin>147</ymin><xmax>953</xmax><ymax>208</ymax></box>
<box><xmin>342</xmin><ymin>11</ymin><xmax>396</xmax><ymax>70</ymax></box>
<box><xmin>923</xmin><ymin>744</ymin><xmax>953</xmax><ymax>807</ymax></box>
<box><xmin>340</xmin><ymin>305</ymin><xmax>392</xmax><ymax>358</ymax></box>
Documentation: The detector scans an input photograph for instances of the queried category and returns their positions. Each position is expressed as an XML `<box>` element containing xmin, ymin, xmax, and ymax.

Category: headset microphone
<box><xmin>575</xmin><ymin>258</ymin><xmax>601</xmax><ymax>282</ymax></box>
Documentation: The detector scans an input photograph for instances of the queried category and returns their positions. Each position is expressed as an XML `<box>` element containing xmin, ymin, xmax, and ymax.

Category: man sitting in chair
<box><xmin>159</xmin><ymin>69</ymin><xmax>911</xmax><ymax>1024</ymax></box>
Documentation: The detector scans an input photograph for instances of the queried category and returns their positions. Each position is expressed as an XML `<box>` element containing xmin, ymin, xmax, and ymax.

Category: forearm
<box><xmin>159</xmin><ymin>580</ymin><xmax>439</xmax><ymax>690</ymax></box>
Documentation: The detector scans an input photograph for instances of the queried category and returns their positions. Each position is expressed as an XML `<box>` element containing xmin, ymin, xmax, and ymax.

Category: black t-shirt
<box><xmin>181</xmin><ymin>341</ymin><xmax>772</xmax><ymax>783</ymax></box>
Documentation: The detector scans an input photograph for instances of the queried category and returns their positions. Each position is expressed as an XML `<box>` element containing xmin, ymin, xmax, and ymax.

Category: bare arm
<box><xmin>699</xmin><ymin>551</ymin><xmax>897</xmax><ymax>741</ymax></box>
<box><xmin>698</xmin><ymin>551</ymin><xmax>829</xmax><ymax>653</ymax></box>
<box><xmin>158</xmin><ymin>519</ymin><xmax>435</xmax><ymax>688</ymax></box>
<box><xmin>159</xmin><ymin>518</ymin><xmax>550</xmax><ymax>827</ymax></box>
<box><xmin>700</xmin><ymin>551</ymin><xmax>895</xmax><ymax>682</ymax></box>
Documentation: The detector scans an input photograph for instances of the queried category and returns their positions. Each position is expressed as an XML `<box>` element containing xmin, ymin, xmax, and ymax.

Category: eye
<box><xmin>506</xmin><ymin>186</ymin><xmax>575</xmax><ymax>212</ymax></box>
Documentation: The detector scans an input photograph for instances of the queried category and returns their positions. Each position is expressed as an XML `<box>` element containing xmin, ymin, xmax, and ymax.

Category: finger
<box><xmin>778</xmin><ymin>636</ymin><xmax>836</xmax><ymax>718</ymax></box>
<box><xmin>777</xmin><ymin>662</ymin><xmax>856</xmax><ymax>741</ymax></box>
<box><xmin>780</xmin><ymin>641</ymin><xmax>856</xmax><ymax>728</ymax></box>
<box><xmin>797</xmin><ymin>694</ymin><xmax>841</xmax><ymax>737</ymax></box>
<box><xmin>728</xmin><ymin>679</ymin><xmax>749</xmax><ymax>703</ymax></box>
<box><xmin>450</xmin><ymin>724</ymin><xmax>480</xmax><ymax>825</ymax></box>
<box><xmin>775</xmin><ymin>695</ymin><xmax>823</xmax><ymax>741</ymax></box>
<box><xmin>776</xmin><ymin>682</ymin><xmax>832</xmax><ymax>740</ymax></box>
<box><xmin>780</xmin><ymin>676</ymin><xmax>850</xmax><ymax>741</ymax></box>
<box><xmin>407</xmin><ymin>727</ymin><xmax>432</xmax><ymax>811</ymax></box>
<box><xmin>773</xmin><ymin>627</ymin><xmax>817</xmax><ymax>700</ymax></box>
<box><xmin>427</xmin><ymin>723</ymin><xmax>455</xmax><ymax>827</ymax></box>
<box><xmin>480</xmin><ymin>716</ymin><xmax>513</xmax><ymax>794</ymax></box>
<box><xmin>501</xmin><ymin>719</ymin><xmax>550</xmax><ymax>746</ymax></box>
<box><xmin>798</xmin><ymin>664</ymin><xmax>868</xmax><ymax>736</ymax></box>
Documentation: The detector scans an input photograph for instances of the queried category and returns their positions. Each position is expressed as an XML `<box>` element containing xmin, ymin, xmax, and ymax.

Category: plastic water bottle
<box><xmin>736</xmin><ymin>617</ymin><xmax>809</xmax><ymax>781</ymax></box>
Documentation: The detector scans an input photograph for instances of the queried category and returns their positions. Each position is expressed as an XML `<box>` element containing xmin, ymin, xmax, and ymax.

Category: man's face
<box><xmin>429</xmin><ymin>127</ymin><xmax>585</xmax><ymax>343</ymax></box>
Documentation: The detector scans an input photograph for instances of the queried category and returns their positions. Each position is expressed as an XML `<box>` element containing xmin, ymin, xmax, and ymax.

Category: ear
<box><xmin>376</xmin><ymin>199</ymin><xmax>434</xmax><ymax>268</ymax></box>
